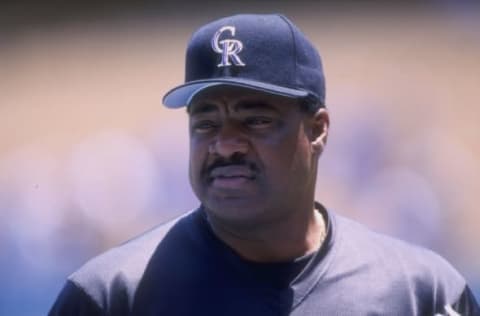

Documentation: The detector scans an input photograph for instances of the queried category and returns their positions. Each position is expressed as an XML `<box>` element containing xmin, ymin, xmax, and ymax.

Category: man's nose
<box><xmin>209</xmin><ymin>122</ymin><xmax>249</xmax><ymax>158</ymax></box>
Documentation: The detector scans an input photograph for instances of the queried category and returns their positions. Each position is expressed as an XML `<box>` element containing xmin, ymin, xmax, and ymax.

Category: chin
<box><xmin>203</xmin><ymin>196</ymin><xmax>269</xmax><ymax>226</ymax></box>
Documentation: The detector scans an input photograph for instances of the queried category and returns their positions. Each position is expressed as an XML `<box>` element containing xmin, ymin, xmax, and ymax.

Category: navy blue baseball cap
<box><xmin>162</xmin><ymin>14</ymin><xmax>326</xmax><ymax>108</ymax></box>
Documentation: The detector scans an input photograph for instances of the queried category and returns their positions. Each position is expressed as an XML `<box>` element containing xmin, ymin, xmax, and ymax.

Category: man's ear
<box><xmin>311</xmin><ymin>108</ymin><xmax>329</xmax><ymax>155</ymax></box>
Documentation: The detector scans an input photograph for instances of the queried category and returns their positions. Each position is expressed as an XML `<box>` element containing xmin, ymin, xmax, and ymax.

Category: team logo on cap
<box><xmin>211</xmin><ymin>26</ymin><xmax>245</xmax><ymax>67</ymax></box>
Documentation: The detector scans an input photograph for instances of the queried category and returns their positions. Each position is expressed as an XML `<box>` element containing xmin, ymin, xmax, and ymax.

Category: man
<box><xmin>49</xmin><ymin>14</ymin><xmax>479</xmax><ymax>315</ymax></box>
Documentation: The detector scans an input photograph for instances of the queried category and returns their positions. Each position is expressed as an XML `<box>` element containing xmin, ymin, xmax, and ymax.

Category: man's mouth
<box><xmin>208</xmin><ymin>165</ymin><xmax>256</xmax><ymax>189</ymax></box>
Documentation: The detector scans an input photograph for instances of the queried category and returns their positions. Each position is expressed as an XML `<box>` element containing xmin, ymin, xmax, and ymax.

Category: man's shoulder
<box><xmin>66</xmin><ymin>209</ymin><xmax>197</xmax><ymax>309</ymax></box>
<box><xmin>331</xmin><ymin>212</ymin><xmax>466</xmax><ymax>301</ymax></box>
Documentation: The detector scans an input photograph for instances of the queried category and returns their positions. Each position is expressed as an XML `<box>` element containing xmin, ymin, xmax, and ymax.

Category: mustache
<box><xmin>205</xmin><ymin>153</ymin><xmax>259</xmax><ymax>175</ymax></box>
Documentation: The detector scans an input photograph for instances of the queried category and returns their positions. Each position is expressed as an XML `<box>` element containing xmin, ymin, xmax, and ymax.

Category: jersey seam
<box><xmin>451</xmin><ymin>284</ymin><xmax>468</xmax><ymax>307</ymax></box>
<box><xmin>292</xmin><ymin>209</ymin><xmax>341</xmax><ymax>309</ymax></box>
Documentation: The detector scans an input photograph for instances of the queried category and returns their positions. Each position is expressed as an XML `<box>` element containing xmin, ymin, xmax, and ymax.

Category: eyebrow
<box><xmin>188</xmin><ymin>99</ymin><xmax>281</xmax><ymax>116</ymax></box>
<box><xmin>233</xmin><ymin>101</ymin><xmax>279</xmax><ymax>113</ymax></box>
<box><xmin>188</xmin><ymin>103</ymin><xmax>218</xmax><ymax>115</ymax></box>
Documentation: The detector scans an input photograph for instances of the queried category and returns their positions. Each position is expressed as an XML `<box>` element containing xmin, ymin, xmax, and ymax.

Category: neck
<box><xmin>205</xmin><ymin>204</ymin><xmax>326</xmax><ymax>263</ymax></box>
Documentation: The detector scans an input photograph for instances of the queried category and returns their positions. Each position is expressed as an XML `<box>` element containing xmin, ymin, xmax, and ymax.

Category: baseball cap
<box><xmin>162</xmin><ymin>14</ymin><xmax>326</xmax><ymax>108</ymax></box>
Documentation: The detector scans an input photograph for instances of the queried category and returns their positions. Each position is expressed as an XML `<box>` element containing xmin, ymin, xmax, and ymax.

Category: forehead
<box><xmin>188</xmin><ymin>86</ymin><xmax>300</xmax><ymax>115</ymax></box>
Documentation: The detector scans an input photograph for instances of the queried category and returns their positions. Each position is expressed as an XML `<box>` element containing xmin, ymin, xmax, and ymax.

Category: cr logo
<box><xmin>211</xmin><ymin>26</ymin><xmax>246</xmax><ymax>67</ymax></box>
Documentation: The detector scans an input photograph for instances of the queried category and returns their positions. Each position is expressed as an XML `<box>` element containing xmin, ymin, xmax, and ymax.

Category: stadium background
<box><xmin>1</xmin><ymin>1</ymin><xmax>479</xmax><ymax>315</ymax></box>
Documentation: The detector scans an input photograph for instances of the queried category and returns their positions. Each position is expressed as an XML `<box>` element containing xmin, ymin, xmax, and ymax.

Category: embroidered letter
<box><xmin>211</xmin><ymin>26</ymin><xmax>245</xmax><ymax>67</ymax></box>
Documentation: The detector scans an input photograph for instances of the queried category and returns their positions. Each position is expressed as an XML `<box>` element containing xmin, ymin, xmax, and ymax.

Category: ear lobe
<box><xmin>311</xmin><ymin>109</ymin><xmax>329</xmax><ymax>155</ymax></box>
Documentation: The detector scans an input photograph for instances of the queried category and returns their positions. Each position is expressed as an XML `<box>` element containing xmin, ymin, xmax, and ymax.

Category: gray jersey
<box><xmin>49</xmin><ymin>204</ymin><xmax>480</xmax><ymax>315</ymax></box>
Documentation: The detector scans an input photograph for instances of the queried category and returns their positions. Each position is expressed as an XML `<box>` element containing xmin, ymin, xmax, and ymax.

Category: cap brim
<box><xmin>162</xmin><ymin>78</ymin><xmax>310</xmax><ymax>108</ymax></box>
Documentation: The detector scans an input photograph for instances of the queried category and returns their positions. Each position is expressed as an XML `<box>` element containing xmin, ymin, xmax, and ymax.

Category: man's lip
<box><xmin>208</xmin><ymin>165</ymin><xmax>256</xmax><ymax>190</ymax></box>
<box><xmin>209</xmin><ymin>165</ymin><xmax>256</xmax><ymax>180</ymax></box>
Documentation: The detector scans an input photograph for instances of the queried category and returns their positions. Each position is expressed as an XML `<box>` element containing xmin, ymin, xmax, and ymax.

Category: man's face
<box><xmin>188</xmin><ymin>86</ymin><xmax>324</xmax><ymax>228</ymax></box>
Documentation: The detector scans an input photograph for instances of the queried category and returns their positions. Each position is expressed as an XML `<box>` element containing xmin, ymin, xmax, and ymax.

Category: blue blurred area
<box><xmin>0</xmin><ymin>208</ymin><xmax>98</xmax><ymax>315</ymax></box>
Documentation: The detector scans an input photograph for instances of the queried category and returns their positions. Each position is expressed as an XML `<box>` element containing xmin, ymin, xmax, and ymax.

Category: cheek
<box><xmin>259</xmin><ymin>129</ymin><xmax>312</xmax><ymax>182</ymax></box>
<box><xmin>189</xmin><ymin>141</ymin><xmax>207</xmax><ymax>184</ymax></box>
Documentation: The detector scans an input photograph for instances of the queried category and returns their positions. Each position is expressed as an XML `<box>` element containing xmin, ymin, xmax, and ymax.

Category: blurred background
<box><xmin>1</xmin><ymin>1</ymin><xmax>479</xmax><ymax>314</ymax></box>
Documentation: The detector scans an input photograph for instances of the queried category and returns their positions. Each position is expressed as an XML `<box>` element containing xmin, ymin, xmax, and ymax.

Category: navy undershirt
<box><xmin>200</xmin><ymin>209</ymin><xmax>317</xmax><ymax>290</ymax></box>
<box><xmin>241</xmin><ymin>252</ymin><xmax>316</xmax><ymax>289</ymax></box>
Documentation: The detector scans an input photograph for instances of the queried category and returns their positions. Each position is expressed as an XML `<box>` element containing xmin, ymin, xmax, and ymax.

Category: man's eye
<box><xmin>245</xmin><ymin>117</ymin><xmax>273</xmax><ymax>128</ymax></box>
<box><xmin>192</xmin><ymin>121</ymin><xmax>218</xmax><ymax>133</ymax></box>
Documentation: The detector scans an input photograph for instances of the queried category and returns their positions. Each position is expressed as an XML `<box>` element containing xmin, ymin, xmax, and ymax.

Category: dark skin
<box><xmin>188</xmin><ymin>86</ymin><xmax>329</xmax><ymax>263</ymax></box>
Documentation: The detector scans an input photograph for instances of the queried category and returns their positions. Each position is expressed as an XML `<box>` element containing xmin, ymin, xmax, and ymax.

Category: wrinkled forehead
<box><xmin>187</xmin><ymin>85</ymin><xmax>301</xmax><ymax>115</ymax></box>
